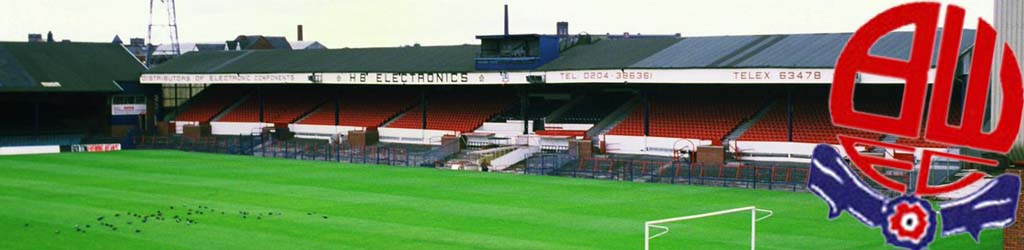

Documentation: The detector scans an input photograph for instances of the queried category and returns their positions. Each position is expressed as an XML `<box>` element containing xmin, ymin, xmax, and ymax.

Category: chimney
<box><xmin>297</xmin><ymin>25</ymin><xmax>304</xmax><ymax>41</ymax></box>
<box><xmin>28</xmin><ymin>34</ymin><xmax>42</xmax><ymax>42</ymax></box>
<box><xmin>556</xmin><ymin>22</ymin><xmax>568</xmax><ymax>36</ymax></box>
<box><xmin>46</xmin><ymin>31</ymin><xmax>54</xmax><ymax>43</ymax></box>
<box><xmin>503</xmin><ymin>5</ymin><xmax>509</xmax><ymax>36</ymax></box>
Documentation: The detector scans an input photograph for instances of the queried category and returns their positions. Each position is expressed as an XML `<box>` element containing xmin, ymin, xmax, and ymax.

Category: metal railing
<box><xmin>132</xmin><ymin>135</ymin><xmax>461</xmax><ymax>168</ymax></box>
<box><xmin>525</xmin><ymin>155</ymin><xmax>810</xmax><ymax>192</ymax></box>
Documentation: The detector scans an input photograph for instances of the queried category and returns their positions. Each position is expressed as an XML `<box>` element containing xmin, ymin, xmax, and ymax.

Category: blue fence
<box><xmin>133</xmin><ymin>135</ymin><xmax>460</xmax><ymax>168</ymax></box>
<box><xmin>526</xmin><ymin>156</ymin><xmax>810</xmax><ymax>192</ymax></box>
<box><xmin>133</xmin><ymin>135</ymin><xmax>808</xmax><ymax>192</ymax></box>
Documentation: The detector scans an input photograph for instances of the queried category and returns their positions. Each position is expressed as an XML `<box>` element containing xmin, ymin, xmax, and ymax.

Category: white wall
<box><xmin>210</xmin><ymin>122</ymin><xmax>273</xmax><ymax>135</ymax></box>
<box><xmin>732</xmin><ymin>141</ymin><xmax>872</xmax><ymax>163</ymax></box>
<box><xmin>475</xmin><ymin>121</ymin><xmax>534</xmax><ymax>138</ymax></box>
<box><xmin>289</xmin><ymin>124</ymin><xmax>364</xmax><ymax>135</ymax></box>
<box><xmin>378</xmin><ymin>128</ymin><xmax>457</xmax><ymax>145</ymax></box>
<box><xmin>543</xmin><ymin>123</ymin><xmax>594</xmax><ymax>131</ymax></box>
<box><xmin>603</xmin><ymin>135</ymin><xmax>712</xmax><ymax>157</ymax></box>
<box><xmin>0</xmin><ymin>145</ymin><xmax>60</xmax><ymax>156</ymax></box>
<box><xmin>172</xmin><ymin>121</ymin><xmax>198</xmax><ymax>134</ymax></box>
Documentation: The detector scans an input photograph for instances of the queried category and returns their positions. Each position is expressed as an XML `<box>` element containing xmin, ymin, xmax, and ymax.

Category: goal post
<box><xmin>644</xmin><ymin>206</ymin><xmax>774</xmax><ymax>250</ymax></box>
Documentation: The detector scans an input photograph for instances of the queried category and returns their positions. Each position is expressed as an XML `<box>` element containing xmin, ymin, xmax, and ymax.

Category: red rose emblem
<box><xmin>887</xmin><ymin>201</ymin><xmax>930</xmax><ymax>244</ymax></box>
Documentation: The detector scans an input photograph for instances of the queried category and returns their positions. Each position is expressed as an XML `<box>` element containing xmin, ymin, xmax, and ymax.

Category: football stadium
<box><xmin>1</xmin><ymin>1</ymin><xmax>1023</xmax><ymax>249</ymax></box>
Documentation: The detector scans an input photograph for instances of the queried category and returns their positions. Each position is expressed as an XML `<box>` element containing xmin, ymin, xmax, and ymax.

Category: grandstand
<box><xmin>0</xmin><ymin>41</ymin><xmax>153</xmax><ymax>148</ymax></box>
<box><xmin>135</xmin><ymin>30</ymin><xmax>979</xmax><ymax>164</ymax></box>
<box><xmin>0</xmin><ymin>22</ymin><xmax>985</xmax><ymax>189</ymax></box>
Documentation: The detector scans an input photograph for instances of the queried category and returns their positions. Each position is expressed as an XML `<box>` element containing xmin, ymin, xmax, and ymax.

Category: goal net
<box><xmin>644</xmin><ymin>206</ymin><xmax>774</xmax><ymax>250</ymax></box>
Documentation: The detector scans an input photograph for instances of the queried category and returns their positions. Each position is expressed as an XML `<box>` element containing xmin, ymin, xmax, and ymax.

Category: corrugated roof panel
<box><xmin>631</xmin><ymin>36</ymin><xmax>760</xmax><ymax>68</ymax></box>
<box><xmin>636</xmin><ymin>30</ymin><xmax>976</xmax><ymax>69</ymax></box>
<box><xmin>734</xmin><ymin>33</ymin><xmax>851</xmax><ymax>68</ymax></box>
<box><xmin>0</xmin><ymin>47</ymin><xmax>36</xmax><ymax>88</ymax></box>
<box><xmin>148</xmin><ymin>45</ymin><xmax>479</xmax><ymax>74</ymax></box>
<box><xmin>537</xmin><ymin>38</ymin><xmax>681</xmax><ymax>70</ymax></box>
<box><xmin>146</xmin><ymin>50</ymin><xmax>249</xmax><ymax>73</ymax></box>
<box><xmin>146</xmin><ymin>30</ymin><xmax>980</xmax><ymax>74</ymax></box>
<box><xmin>0</xmin><ymin>42</ymin><xmax>145</xmax><ymax>92</ymax></box>
<box><xmin>859</xmin><ymin>30</ymin><xmax>975</xmax><ymax>66</ymax></box>
<box><xmin>868</xmin><ymin>32</ymin><xmax>914</xmax><ymax>61</ymax></box>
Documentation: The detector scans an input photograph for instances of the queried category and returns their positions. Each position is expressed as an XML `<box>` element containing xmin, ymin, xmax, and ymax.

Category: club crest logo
<box><xmin>809</xmin><ymin>2</ymin><xmax>1024</xmax><ymax>249</ymax></box>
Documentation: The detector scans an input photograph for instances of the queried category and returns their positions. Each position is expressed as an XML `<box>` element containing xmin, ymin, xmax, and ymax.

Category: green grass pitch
<box><xmin>0</xmin><ymin>150</ymin><xmax>1002</xmax><ymax>249</ymax></box>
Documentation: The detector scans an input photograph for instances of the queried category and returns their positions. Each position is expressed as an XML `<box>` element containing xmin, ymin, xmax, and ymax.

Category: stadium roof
<box><xmin>536</xmin><ymin>37</ymin><xmax>682</xmax><ymax>71</ymax></box>
<box><xmin>146</xmin><ymin>45</ymin><xmax>480</xmax><ymax>74</ymax></box>
<box><xmin>145</xmin><ymin>30</ymin><xmax>976</xmax><ymax>75</ymax></box>
<box><xmin>0</xmin><ymin>41</ymin><xmax>146</xmax><ymax>92</ymax></box>
<box><xmin>633</xmin><ymin>30</ymin><xmax>975</xmax><ymax>69</ymax></box>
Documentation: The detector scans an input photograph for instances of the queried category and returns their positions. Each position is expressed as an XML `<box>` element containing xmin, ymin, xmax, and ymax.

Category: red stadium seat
<box><xmin>740</xmin><ymin>88</ymin><xmax>888</xmax><ymax>144</ymax></box>
<box><xmin>608</xmin><ymin>88</ymin><xmax>769</xmax><ymax>145</ymax></box>
<box><xmin>300</xmin><ymin>89</ymin><xmax>417</xmax><ymax>127</ymax></box>
<box><xmin>387</xmin><ymin>90</ymin><xmax>515</xmax><ymax>133</ymax></box>
<box><xmin>174</xmin><ymin>87</ymin><xmax>250</xmax><ymax>122</ymax></box>
<box><xmin>219</xmin><ymin>86</ymin><xmax>329</xmax><ymax>123</ymax></box>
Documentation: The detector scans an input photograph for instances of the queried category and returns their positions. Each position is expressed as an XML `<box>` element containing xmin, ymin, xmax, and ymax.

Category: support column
<box><xmin>33</xmin><ymin>98</ymin><xmax>40</xmax><ymax>140</ymax></box>
<box><xmin>642</xmin><ymin>90</ymin><xmax>650</xmax><ymax>136</ymax></box>
<box><xmin>334</xmin><ymin>89</ymin><xmax>341</xmax><ymax>126</ymax></box>
<box><xmin>786</xmin><ymin>87</ymin><xmax>793</xmax><ymax>142</ymax></box>
<box><xmin>520</xmin><ymin>87</ymin><xmax>529</xmax><ymax>135</ymax></box>
<box><xmin>420</xmin><ymin>87</ymin><xmax>428</xmax><ymax>129</ymax></box>
<box><xmin>257</xmin><ymin>86</ymin><xmax>265</xmax><ymax>123</ymax></box>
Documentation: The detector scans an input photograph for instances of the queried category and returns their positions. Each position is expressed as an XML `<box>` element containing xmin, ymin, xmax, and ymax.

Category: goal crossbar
<box><xmin>644</xmin><ymin>206</ymin><xmax>774</xmax><ymax>250</ymax></box>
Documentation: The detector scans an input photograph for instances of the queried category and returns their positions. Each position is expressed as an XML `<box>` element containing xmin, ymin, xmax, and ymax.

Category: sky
<box><xmin>0</xmin><ymin>0</ymin><xmax>994</xmax><ymax>48</ymax></box>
